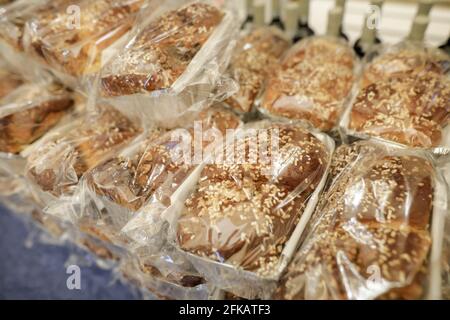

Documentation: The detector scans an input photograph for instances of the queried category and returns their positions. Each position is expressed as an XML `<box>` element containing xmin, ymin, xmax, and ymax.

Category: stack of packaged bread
<box><xmin>0</xmin><ymin>0</ymin><xmax>449</xmax><ymax>300</ymax></box>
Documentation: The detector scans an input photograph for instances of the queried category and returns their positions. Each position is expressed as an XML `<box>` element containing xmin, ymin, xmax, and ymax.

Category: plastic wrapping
<box><xmin>223</xmin><ymin>27</ymin><xmax>290</xmax><ymax>114</ymax></box>
<box><xmin>0</xmin><ymin>82</ymin><xmax>74</xmax><ymax>156</ymax></box>
<box><xmin>24</xmin><ymin>106</ymin><xmax>141</xmax><ymax>211</ymax></box>
<box><xmin>275</xmin><ymin>140</ymin><xmax>448</xmax><ymax>300</ymax></box>
<box><xmin>153</xmin><ymin>120</ymin><xmax>335</xmax><ymax>299</ymax></box>
<box><xmin>97</xmin><ymin>0</ymin><xmax>240</xmax><ymax>127</ymax></box>
<box><xmin>78</xmin><ymin>106</ymin><xmax>242</xmax><ymax>251</ymax></box>
<box><xmin>119</xmin><ymin>252</ymin><xmax>210</xmax><ymax>300</ymax></box>
<box><xmin>259</xmin><ymin>36</ymin><xmax>357</xmax><ymax>132</ymax></box>
<box><xmin>0</xmin><ymin>0</ymin><xmax>59</xmax><ymax>81</ymax></box>
<box><xmin>340</xmin><ymin>42</ymin><xmax>450</xmax><ymax>150</ymax></box>
<box><xmin>22</xmin><ymin>0</ymin><xmax>145</xmax><ymax>87</ymax></box>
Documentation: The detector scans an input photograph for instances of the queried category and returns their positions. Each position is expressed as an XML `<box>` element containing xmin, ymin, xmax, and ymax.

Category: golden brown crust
<box><xmin>177</xmin><ymin>123</ymin><xmax>328</xmax><ymax>276</ymax></box>
<box><xmin>276</xmin><ymin>148</ymin><xmax>434</xmax><ymax>300</ymax></box>
<box><xmin>225</xmin><ymin>27</ymin><xmax>290</xmax><ymax>113</ymax></box>
<box><xmin>101</xmin><ymin>2</ymin><xmax>224</xmax><ymax>96</ymax></box>
<box><xmin>260</xmin><ymin>37</ymin><xmax>355</xmax><ymax>131</ymax></box>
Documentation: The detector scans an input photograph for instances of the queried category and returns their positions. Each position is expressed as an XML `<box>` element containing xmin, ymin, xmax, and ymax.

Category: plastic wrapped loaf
<box><xmin>0</xmin><ymin>0</ymin><xmax>69</xmax><ymax>80</ymax></box>
<box><xmin>23</xmin><ymin>0</ymin><xmax>145</xmax><ymax>83</ymax></box>
<box><xmin>260</xmin><ymin>36</ymin><xmax>357</xmax><ymax>132</ymax></box>
<box><xmin>98</xmin><ymin>0</ymin><xmax>240</xmax><ymax>127</ymax></box>
<box><xmin>80</xmin><ymin>106</ymin><xmax>242</xmax><ymax>247</ymax></box>
<box><xmin>24</xmin><ymin>107</ymin><xmax>141</xmax><ymax>209</ymax></box>
<box><xmin>170</xmin><ymin>121</ymin><xmax>334</xmax><ymax>299</ymax></box>
<box><xmin>342</xmin><ymin>42</ymin><xmax>450</xmax><ymax>149</ymax></box>
<box><xmin>0</xmin><ymin>82</ymin><xmax>74</xmax><ymax>155</ymax></box>
<box><xmin>275</xmin><ymin>140</ymin><xmax>448</xmax><ymax>300</ymax></box>
<box><xmin>224</xmin><ymin>27</ymin><xmax>290</xmax><ymax>114</ymax></box>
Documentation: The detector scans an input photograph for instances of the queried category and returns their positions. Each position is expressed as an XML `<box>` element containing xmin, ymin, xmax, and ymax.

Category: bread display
<box><xmin>0</xmin><ymin>82</ymin><xmax>73</xmax><ymax>154</ymax></box>
<box><xmin>1</xmin><ymin>1</ymin><xmax>450</xmax><ymax>302</ymax></box>
<box><xmin>176</xmin><ymin>123</ymin><xmax>329</xmax><ymax>278</ymax></box>
<box><xmin>224</xmin><ymin>27</ymin><xmax>290</xmax><ymax>113</ymax></box>
<box><xmin>260</xmin><ymin>36</ymin><xmax>356</xmax><ymax>131</ymax></box>
<box><xmin>26</xmin><ymin>0</ymin><xmax>145</xmax><ymax>77</ymax></box>
<box><xmin>275</xmin><ymin>141</ymin><xmax>436</xmax><ymax>300</ymax></box>
<box><xmin>100</xmin><ymin>2</ymin><xmax>225</xmax><ymax>97</ymax></box>
<box><xmin>348</xmin><ymin>44</ymin><xmax>450</xmax><ymax>148</ymax></box>
<box><xmin>26</xmin><ymin>107</ymin><xmax>140</xmax><ymax>197</ymax></box>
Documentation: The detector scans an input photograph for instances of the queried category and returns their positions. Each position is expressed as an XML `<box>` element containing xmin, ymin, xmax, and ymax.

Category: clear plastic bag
<box><xmin>259</xmin><ymin>36</ymin><xmax>357</xmax><ymax>132</ymax></box>
<box><xmin>78</xmin><ymin>106</ymin><xmax>242</xmax><ymax>250</ymax></box>
<box><xmin>0</xmin><ymin>0</ymin><xmax>62</xmax><ymax>81</ymax></box>
<box><xmin>0</xmin><ymin>81</ymin><xmax>74</xmax><ymax>155</ymax></box>
<box><xmin>22</xmin><ymin>0</ymin><xmax>145</xmax><ymax>86</ymax></box>
<box><xmin>275</xmin><ymin>140</ymin><xmax>448</xmax><ymax>300</ymax></box>
<box><xmin>157</xmin><ymin>120</ymin><xmax>334</xmax><ymax>299</ymax></box>
<box><xmin>340</xmin><ymin>42</ymin><xmax>450</xmax><ymax>150</ymax></box>
<box><xmin>97</xmin><ymin>0</ymin><xmax>240</xmax><ymax>127</ymax></box>
<box><xmin>24</xmin><ymin>106</ymin><xmax>141</xmax><ymax>211</ymax></box>
<box><xmin>223</xmin><ymin>27</ymin><xmax>290</xmax><ymax>114</ymax></box>
<box><xmin>119</xmin><ymin>252</ymin><xmax>210</xmax><ymax>300</ymax></box>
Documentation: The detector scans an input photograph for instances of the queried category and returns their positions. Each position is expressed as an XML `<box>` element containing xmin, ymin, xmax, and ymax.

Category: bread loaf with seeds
<box><xmin>349</xmin><ymin>44</ymin><xmax>450</xmax><ymax>148</ymax></box>
<box><xmin>27</xmin><ymin>0</ymin><xmax>144</xmax><ymax>76</ymax></box>
<box><xmin>26</xmin><ymin>107</ymin><xmax>140</xmax><ymax>197</ymax></box>
<box><xmin>275</xmin><ymin>142</ymin><xmax>435</xmax><ymax>300</ymax></box>
<box><xmin>224</xmin><ymin>27</ymin><xmax>290</xmax><ymax>113</ymax></box>
<box><xmin>100</xmin><ymin>2</ymin><xmax>224</xmax><ymax>97</ymax></box>
<box><xmin>84</xmin><ymin>106</ymin><xmax>241</xmax><ymax>212</ymax></box>
<box><xmin>176</xmin><ymin>123</ymin><xmax>328</xmax><ymax>277</ymax></box>
<box><xmin>260</xmin><ymin>37</ymin><xmax>355</xmax><ymax>131</ymax></box>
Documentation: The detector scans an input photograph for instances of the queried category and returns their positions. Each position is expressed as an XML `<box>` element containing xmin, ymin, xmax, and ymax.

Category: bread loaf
<box><xmin>177</xmin><ymin>123</ymin><xmax>328</xmax><ymax>277</ymax></box>
<box><xmin>350</xmin><ymin>63</ymin><xmax>450</xmax><ymax>148</ymax></box>
<box><xmin>0</xmin><ymin>82</ymin><xmax>73</xmax><ymax>154</ymax></box>
<box><xmin>100</xmin><ymin>2</ymin><xmax>224</xmax><ymax>96</ymax></box>
<box><xmin>275</xmin><ymin>142</ymin><xmax>434</xmax><ymax>300</ymax></box>
<box><xmin>261</xmin><ymin>37</ymin><xmax>355</xmax><ymax>131</ymax></box>
<box><xmin>26</xmin><ymin>107</ymin><xmax>140</xmax><ymax>197</ymax></box>
<box><xmin>225</xmin><ymin>27</ymin><xmax>290</xmax><ymax>113</ymax></box>
<box><xmin>28</xmin><ymin>0</ymin><xmax>144</xmax><ymax>76</ymax></box>
<box><xmin>85</xmin><ymin>106</ymin><xmax>241</xmax><ymax>212</ymax></box>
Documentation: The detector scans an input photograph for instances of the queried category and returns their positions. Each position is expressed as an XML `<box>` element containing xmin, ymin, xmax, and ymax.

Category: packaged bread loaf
<box><xmin>0</xmin><ymin>0</ymin><xmax>67</xmax><ymax>80</ymax></box>
<box><xmin>25</xmin><ymin>106</ymin><xmax>141</xmax><ymax>209</ymax></box>
<box><xmin>260</xmin><ymin>36</ymin><xmax>357</xmax><ymax>132</ymax></box>
<box><xmin>275</xmin><ymin>140</ymin><xmax>448</xmax><ymax>300</ymax></box>
<box><xmin>341</xmin><ymin>42</ymin><xmax>450</xmax><ymax>149</ymax></box>
<box><xmin>168</xmin><ymin>121</ymin><xmax>333</xmax><ymax>299</ymax></box>
<box><xmin>79</xmin><ymin>106</ymin><xmax>241</xmax><ymax>248</ymax></box>
<box><xmin>0</xmin><ymin>82</ymin><xmax>74</xmax><ymax>155</ymax></box>
<box><xmin>98</xmin><ymin>0</ymin><xmax>239</xmax><ymax>127</ymax></box>
<box><xmin>23</xmin><ymin>0</ymin><xmax>145</xmax><ymax>85</ymax></box>
<box><xmin>223</xmin><ymin>27</ymin><xmax>290</xmax><ymax>114</ymax></box>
